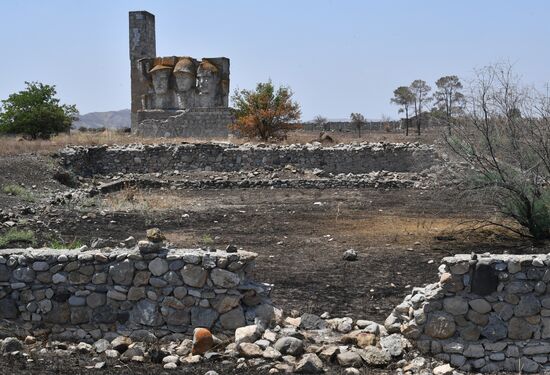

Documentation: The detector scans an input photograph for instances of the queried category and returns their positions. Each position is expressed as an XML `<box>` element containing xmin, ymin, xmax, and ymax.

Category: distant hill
<box><xmin>73</xmin><ymin>109</ymin><xmax>131</xmax><ymax>129</ymax></box>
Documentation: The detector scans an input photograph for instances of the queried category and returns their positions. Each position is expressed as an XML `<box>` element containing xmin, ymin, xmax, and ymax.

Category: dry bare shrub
<box><xmin>446</xmin><ymin>63</ymin><xmax>550</xmax><ymax>240</ymax></box>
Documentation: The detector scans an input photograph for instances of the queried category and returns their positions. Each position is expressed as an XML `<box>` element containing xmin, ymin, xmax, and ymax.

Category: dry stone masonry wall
<box><xmin>134</xmin><ymin>108</ymin><xmax>233</xmax><ymax>138</ymax></box>
<box><xmin>386</xmin><ymin>254</ymin><xmax>550</xmax><ymax>373</ymax></box>
<box><xmin>58</xmin><ymin>142</ymin><xmax>439</xmax><ymax>177</ymax></box>
<box><xmin>0</xmin><ymin>246</ymin><xmax>274</xmax><ymax>342</ymax></box>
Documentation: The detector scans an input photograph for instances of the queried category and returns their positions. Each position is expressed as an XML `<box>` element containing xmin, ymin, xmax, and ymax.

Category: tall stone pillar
<box><xmin>129</xmin><ymin>11</ymin><xmax>156</xmax><ymax>129</ymax></box>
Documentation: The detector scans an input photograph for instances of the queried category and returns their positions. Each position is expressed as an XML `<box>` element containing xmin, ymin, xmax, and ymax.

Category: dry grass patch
<box><xmin>326</xmin><ymin>215</ymin><xmax>523</xmax><ymax>248</ymax></box>
<box><xmin>100</xmin><ymin>188</ymin><xmax>198</xmax><ymax>212</ymax></box>
<box><xmin>285</xmin><ymin>129</ymin><xmax>442</xmax><ymax>145</ymax></box>
<box><xmin>0</xmin><ymin>127</ymin><xmax>441</xmax><ymax>157</ymax></box>
<box><xmin>0</xmin><ymin>131</ymin><xmax>230</xmax><ymax>156</ymax></box>
<box><xmin>1</xmin><ymin>183</ymin><xmax>35</xmax><ymax>202</ymax></box>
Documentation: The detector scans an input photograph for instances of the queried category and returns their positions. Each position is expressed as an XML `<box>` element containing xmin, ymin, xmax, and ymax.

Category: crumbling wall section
<box><xmin>386</xmin><ymin>254</ymin><xmax>550</xmax><ymax>373</ymax></box>
<box><xmin>58</xmin><ymin>143</ymin><xmax>439</xmax><ymax>177</ymax></box>
<box><xmin>0</xmin><ymin>247</ymin><xmax>274</xmax><ymax>342</ymax></box>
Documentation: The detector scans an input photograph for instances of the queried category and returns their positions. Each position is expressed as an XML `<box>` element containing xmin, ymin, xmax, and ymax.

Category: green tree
<box><xmin>391</xmin><ymin>86</ymin><xmax>415</xmax><ymax>136</ymax></box>
<box><xmin>350</xmin><ymin>113</ymin><xmax>366</xmax><ymax>137</ymax></box>
<box><xmin>410</xmin><ymin>80</ymin><xmax>431</xmax><ymax>135</ymax></box>
<box><xmin>434</xmin><ymin>75</ymin><xmax>464</xmax><ymax>135</ymax></box>
<box><xmin>230</xmin><ymin>81</ymin><xmax>301</xmax><ymax>141</ymax></box>
<box><xmin>0</xmin><ymin>82</ymin><xmax>77</xmax><ymax>139</ymax></box>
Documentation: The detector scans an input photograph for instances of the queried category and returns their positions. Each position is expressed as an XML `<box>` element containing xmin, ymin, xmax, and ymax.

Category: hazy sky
<box><xmin>1</xmin><ymin>1</ymin><xmax>549</xmax><ymax>120</ymax></box>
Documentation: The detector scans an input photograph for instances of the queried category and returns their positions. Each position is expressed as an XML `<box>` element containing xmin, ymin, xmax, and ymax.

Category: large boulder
<box><xmin>295</xmin><ymin>353</ymin><xmax>324</xmax><ymax>373</ymax></box>
<box><xmin>1</xmin><ymin>337</ymin><xmax>23</xmax><ymax>353</ymax></box>
<box><xmin>274</xmin><ymin>337</ymin><xmax>304</xmax><ymax>356</ymax></box>
<box><xmin>235</xmin><ymin>325</ymin><xmax>262</xmax><ymax>344</ymax></box>
<box><xmin>380</xmin><ymin>333</ymin><xmax>408</xmax><ymax>357</ymax></box>
<box><xmin>336</xmin><ymin>351</ymin><xmax>363</xmax><ymax>367</ymax></box>
<box><xmin>146</xmin><ymin>228</ymin><xmax>165</xmax><ymax>242</ymax></box>
<box><xmin>359</xmin><ymin>346</ymin><xmax>391</xmax><ymax>366</ymax></box>
<box><xmin>300</xmin><ymin>313</ymin><xmax>326</xmax><ymax>330</ymax></box>
<box><xmin>237</xmin><ymin>342</ymin><xmax>263</xmax><ymax>358</ymax></box>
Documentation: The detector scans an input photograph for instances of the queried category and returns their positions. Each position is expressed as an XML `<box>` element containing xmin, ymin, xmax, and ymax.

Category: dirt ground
<box><xmin>88</xmin><ymin>187</ymin><xmax>535</xmax><ymax>322</ymax></box>
<box><xmin>0</xmin><ymin>148</ymin><xmax>545</xmax><ymax>375</ymax></box>
<box><xmin>0</xmin><ymin>358</ymin><xmax>392</xmax><ymax>375</ymax></box>
<box><xmin>0</xmin><ymin>153</ymin><xmax>537</xmax><ymax>324</ymax></box>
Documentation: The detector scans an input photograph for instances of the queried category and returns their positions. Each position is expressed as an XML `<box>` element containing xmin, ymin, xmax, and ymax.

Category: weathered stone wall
<box><xmin>58</xmin><ymin>143</ymin><xmax>439</xmax><ymax>177</ymax></box>
<box><xmin>0</xmin><ymin>247</ymin><xmax>274</xmax><ymax>342</ymax></box>
<box><xmin>386</xmin><ymin>254</ymin><xmax>550</xmax><ymax>373</ymax></box>
<box><xmin>134</xmin><ymin>108</ymin><xmax>233</xmax><ymax>138</ymax></box>
<box><xmin>301</xmin><ymin>120</ymin><xmax>401</xmax><ymax>133</ymax></box>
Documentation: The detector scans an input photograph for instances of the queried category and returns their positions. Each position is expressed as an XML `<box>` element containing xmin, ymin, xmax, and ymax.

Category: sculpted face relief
<box><xmin>149</xmin><ymin>65</ymin><xmax>171</xmax><ymax>95</ymax></box>
<box><xmin>129</xmin><ymin>11</ymin><xmax>230</xmax><ymax>134</ymax></box>
<box><xmin>173</xmin><ymin>58</ymin><xmax>196</xmax><ymax>93</ymax></box>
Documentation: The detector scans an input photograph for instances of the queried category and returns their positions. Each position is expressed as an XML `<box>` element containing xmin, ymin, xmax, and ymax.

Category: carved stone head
<box><xmin>149</xmin><ymin>65</ymin><xmax>172</xmax><ymax>94</ymax></box>
<box><xmin>173</xmin><ymin>57</ymin><xmax>196</xmax><ymax>93</ymax></box>
<box><xmin>197</xmin><ymin>59</ymin><xmax>221</xmax><ymax>99</ymax></box>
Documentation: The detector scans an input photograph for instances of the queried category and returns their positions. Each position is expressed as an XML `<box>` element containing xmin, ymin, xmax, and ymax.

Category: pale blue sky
<box><xmin>1</xmin><ymin>1</ymin><xmax>548</xmax><ymax>120</ymax></box>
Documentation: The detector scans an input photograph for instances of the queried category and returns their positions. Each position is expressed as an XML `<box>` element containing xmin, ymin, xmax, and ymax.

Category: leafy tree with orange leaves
<box><xmin>230</xmin><ymin>81</ymin><xmax>301</xmax><ymax>141</ymax></box>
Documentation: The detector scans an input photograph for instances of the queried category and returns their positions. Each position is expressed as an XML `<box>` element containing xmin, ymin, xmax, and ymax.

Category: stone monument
<box><xmin>129</xmin><ymin>11</ymin><xmax>233</xmax><ymax>138</ymax></box>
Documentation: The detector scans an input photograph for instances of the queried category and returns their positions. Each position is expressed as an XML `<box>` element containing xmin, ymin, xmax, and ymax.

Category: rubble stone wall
<box><xmin>58</xmin><ymin>143</ymin><xmax>439</xmax><ymax>177</ymax></box>
<box><xmin>133</xmin><ymin>108</ymin><xmax>233</xmax><ymax>138</ymax></box>
<box><xmin>0</xmin><ymin>247</ymin><xmax>273</xmax><ymax>342</ymax></box>
<box><xmin>386</xmin><ymin>254</ymin><xmax>550</xmax><ymax>373</ymax></box>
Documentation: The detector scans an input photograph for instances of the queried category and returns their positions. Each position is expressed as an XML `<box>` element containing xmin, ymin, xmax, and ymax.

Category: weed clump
<box><xmin>1</xmin><ymin>184</ymin><xmax>35</xmax><ymax>202</ymax></box>
<box><xmin>48</xmin><ymin>239</ymin><xmax>84</xmax><ymax>249</ymax></box>
<box><xmin>0</xmin><ymin>229</ymin><xmax>36</xmax><ymax>248</ymax></box>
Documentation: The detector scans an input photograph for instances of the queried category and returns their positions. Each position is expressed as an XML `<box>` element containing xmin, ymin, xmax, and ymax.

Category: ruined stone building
<box><xmin>129</xmin><ymin>11</ymin><xmax>233</xmax><ymax>138</ymax></box>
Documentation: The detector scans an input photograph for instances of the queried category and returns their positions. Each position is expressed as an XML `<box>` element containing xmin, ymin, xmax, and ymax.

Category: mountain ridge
<box><xmin>73</xmin><ymin>109</ymin><xmax>130</xmax><ymax>129</ymax></box>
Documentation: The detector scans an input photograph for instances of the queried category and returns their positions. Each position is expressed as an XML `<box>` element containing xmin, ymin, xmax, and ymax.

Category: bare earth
<box><xmin>0</xmin><ymin>149</ymin><xmax>536</xmax><ymax>375</ymax></box>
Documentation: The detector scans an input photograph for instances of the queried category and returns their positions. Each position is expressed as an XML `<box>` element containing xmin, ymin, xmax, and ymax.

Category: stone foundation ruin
<box><xmin>1</xmin><ymin>233</ymin><xmax>548</xmax><ymax>373</ymax></box>
<box><xmin>129</xmin><ymin>11</ymin><xmax>233</xmax><ymax>138</ymax></box>
<box><xmin>387</xmin><ymin>254</ymin><xmax>550</xmax><ymax>373</ymax></box>
<box><xmin>0</xmin><ymin>245</ymin><xmax>274</xmax><ymax>342</ymax></box>
<box><xmin>58</xmin><ymin>142</ymin><xmax>439</xmax><ymax>177</ymax></box>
